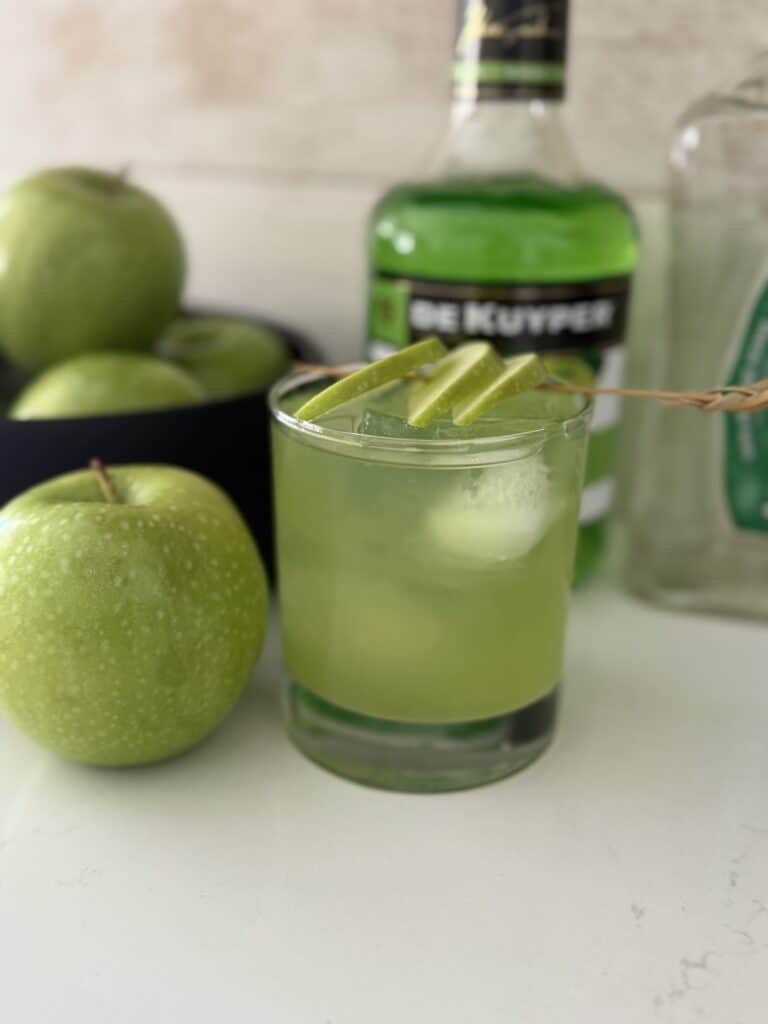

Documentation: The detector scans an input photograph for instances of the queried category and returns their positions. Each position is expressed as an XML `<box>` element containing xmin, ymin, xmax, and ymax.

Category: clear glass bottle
<box><xmin>626</xmin><ymin>55</ymin><xmax>768</xmax><ymax>620</ymax></box>
<box><xmin>366</xmin><ymin>0</ymin><xmax>638</xmax><ymax>584</ymax></box>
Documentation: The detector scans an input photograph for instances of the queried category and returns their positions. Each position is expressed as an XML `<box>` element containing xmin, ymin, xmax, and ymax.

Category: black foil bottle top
<box><xmin>453</xmin><ymin>0</ymin><xmax>570</xmax><ymax>102</ymax></box>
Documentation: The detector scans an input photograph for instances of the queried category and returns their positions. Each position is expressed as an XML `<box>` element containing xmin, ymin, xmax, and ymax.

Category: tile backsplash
<box><xmin>0</xmin><ymin>0</ymin><xmax>762</xmax><ymax>194</ymax></box>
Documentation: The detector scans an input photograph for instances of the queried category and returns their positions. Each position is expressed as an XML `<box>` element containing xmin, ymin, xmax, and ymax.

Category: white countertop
<box><xmin>1</xmin><ymin>573</ymin><xmax>766</xmax><ymax>1024</ymax></box>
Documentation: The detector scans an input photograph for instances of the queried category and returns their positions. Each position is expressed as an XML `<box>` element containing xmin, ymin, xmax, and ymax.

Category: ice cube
<box><xmin>493</xmin><ymin>389</ymin><xmax>581</xmax><ymax>423</ymax></box>
<box><xmin>312</xmin><ymin>379</ymin><xmax>411</xmax><ymax>434</ymax></box>
<box><xmin>358</xmin><ymin>409</ymin><xmax>425</xmax><ymax>439</ymax></box>
<box><xmin>358</xmin><ymin>409</ymin><xmax>540</xmax><ymax>443</ymax></box>
<box><xmin>426</xmin><ymin>455</ymin><xmax>557</xmax><ymax>562</ymax></box>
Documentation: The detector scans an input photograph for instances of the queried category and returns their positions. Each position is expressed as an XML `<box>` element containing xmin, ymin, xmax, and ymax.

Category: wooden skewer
<box><xmin>293</xmin><ymin>362</ymin><xmax>768</xmax><ymax>415</ymax></box>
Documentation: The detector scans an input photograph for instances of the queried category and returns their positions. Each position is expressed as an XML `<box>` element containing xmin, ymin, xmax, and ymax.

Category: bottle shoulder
<box><xmin>372</xmin><ymin>174</ymin><xmax>634</xmax><ymax>216</ymax></box>
<box><xmin>674</xmin><ymin>92</ymin><xmax>768</xmax><ymax>135</ymax></box>
<box><xmin>369</xmin><ymin>174</ymin><xmax>638</xmax><ymax>282</ymax></box>
<box><xmin>673</xmin><ymin>55</ymin><xmax>768</xmax><ymax>138</ymax></box>
<box><xmin>670</xmin><ymin>89</ymin><xmax>768</xmax><ymax>190</ymax></box>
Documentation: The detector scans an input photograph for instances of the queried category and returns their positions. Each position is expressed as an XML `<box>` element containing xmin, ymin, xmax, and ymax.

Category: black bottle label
<box><xmin>453</xmin><ymin>0</ymin><xmax>569</xmax><ymax>101</ymax></box>
<box><xmin>368</xmin><ymin>274</ymin><xmax>630</xmax><ymax>355</ymax></box>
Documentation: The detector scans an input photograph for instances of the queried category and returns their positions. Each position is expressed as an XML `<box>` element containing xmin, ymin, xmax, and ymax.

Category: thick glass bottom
<box><xmin>284</xmin><ymin>682</ymin><xmax>559</xmax><ymax>793</ymax></box>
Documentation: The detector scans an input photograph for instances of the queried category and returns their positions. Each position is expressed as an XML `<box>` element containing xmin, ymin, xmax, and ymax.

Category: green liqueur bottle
<box><xmin>366</xmin><ymin>0</ymin><xmax>638</xmax><ymax>583</ymax></box>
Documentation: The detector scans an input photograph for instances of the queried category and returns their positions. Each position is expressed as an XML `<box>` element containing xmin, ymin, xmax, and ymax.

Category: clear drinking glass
<box><xmin>270</xmin><ymin>371</ymin><xmax>592</xmax><ymax>792</ymax></box>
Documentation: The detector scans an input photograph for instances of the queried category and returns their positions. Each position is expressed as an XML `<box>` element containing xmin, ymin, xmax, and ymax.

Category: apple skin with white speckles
<box><xmin>0</xmin><ymin>166</ymin><xmax>185</xmax><ymax>372</ymax></box>
<box><xmin>0</xmin><ymin>464</ymin><xmax>268</xmax><ymax>766</ymax></box>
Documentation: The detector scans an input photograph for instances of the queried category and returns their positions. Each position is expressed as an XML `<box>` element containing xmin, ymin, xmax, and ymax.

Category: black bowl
<box><xmin>0</xmin><ymin>308</ymin><xmax>319</xmax><ymax>574</ymax></box>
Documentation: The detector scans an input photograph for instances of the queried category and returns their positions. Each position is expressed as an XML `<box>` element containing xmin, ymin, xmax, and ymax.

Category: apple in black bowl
<box><xmin>0</xmin><ymin>166</ymin><xmax>317</xmax><ymax>574</ymax></box>
<box><xmin>0</xmin><ymin>308</ymin><xmax>315</xmax><ymax>576</ymax></box>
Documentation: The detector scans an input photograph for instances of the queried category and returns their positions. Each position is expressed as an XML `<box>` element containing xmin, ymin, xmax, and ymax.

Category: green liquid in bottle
<box><xmin>370</xmin><ymin>175</ymin><xmax>637</xmax><ymax>285</ymax></box>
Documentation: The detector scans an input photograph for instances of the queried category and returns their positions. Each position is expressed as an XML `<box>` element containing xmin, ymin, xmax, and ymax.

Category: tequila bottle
<box><xmin>626</xmin><ymin>55</ymin><xmax>768</xmax><ymax>619</ymax></box>
<box><xmin>366</xmin><ymin>0</ymin><xmax>638</xmax><ymax>583</ymax></box>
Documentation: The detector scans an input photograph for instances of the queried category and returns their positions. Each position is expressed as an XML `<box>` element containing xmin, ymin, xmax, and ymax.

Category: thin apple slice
<box><xmin>452</xmin><ymin>353</ymin><xmax>546</xmax><ymax>425</ymax></box>
<box><xmin>407</xmin><ymin>342</ymin><xmax>504</xmax><ymax>428</ymax></box>
<box><xmin>295</xmin><ymin>337</ymin><xmax>446</xmax><ymax>421</ymax></box>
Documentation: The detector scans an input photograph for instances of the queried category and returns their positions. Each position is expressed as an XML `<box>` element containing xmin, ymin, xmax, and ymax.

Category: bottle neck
<box><xmin>453</xmin><ymin>0</ymin><xmax>569</xmax><ymax>104</ymax></box>
<box><xmin>437</xmin><ymin>1</ymin><xmax>577</xmax><ymax>180</ymax></box>
<box><xmin>436</xmin><ymin>97</ymin><xmax>579</xmax><ymax>180</ymax></box>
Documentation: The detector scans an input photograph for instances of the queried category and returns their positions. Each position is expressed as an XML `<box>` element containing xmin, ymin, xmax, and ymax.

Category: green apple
<box><xmin>9</xmin><ymin>351</ymin><xmax>205</xmax><ymax>419</ymax></box>
<box><xmin>0</xmin><ymin>166</ymin><xmax>185</xmax><ymax>372</ymax></box>
<box><xmin>156</xmin><ymin>316</ymin><xmax>292</xmax><ymax>400</ymax></box>
<box><xmin>0</xmin><ymin>463</ymin><xmax>268</xmax><ymax>765</ymax></box>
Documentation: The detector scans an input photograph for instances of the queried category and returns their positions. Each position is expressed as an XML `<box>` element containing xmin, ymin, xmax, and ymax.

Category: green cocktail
<box><xmin>270</xmin><ymin>370</ymin><xmax>591</xmax><ymax>792</ymax></box>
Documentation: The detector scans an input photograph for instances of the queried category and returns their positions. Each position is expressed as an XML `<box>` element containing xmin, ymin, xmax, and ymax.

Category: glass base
<box><xmin>284</xmin><ymin>682</ymin><xmax>559</xmax><ymax>793</ymax></box>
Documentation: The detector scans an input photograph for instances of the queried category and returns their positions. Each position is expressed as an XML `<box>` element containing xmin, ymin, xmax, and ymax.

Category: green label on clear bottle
<box><xmin>725</xmin><ymin>281</ymin><xmax>768</xmax><ymax>534</ymax></box>
<box><xmin>453</xmin><ymin>0</ymin><xmax>569</xmax><ymax>101</ymax></box>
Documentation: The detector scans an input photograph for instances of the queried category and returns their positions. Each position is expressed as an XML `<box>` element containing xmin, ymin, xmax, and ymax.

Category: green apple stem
<box><xmin>109</xmin><ymin>164</ymin><xmax>131</xmax><ymax>190</ymax></box>
<box><xmin>90</xmin><ymin>458</ymin><xmax>120</xmax><ymax>505</ymax></box>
